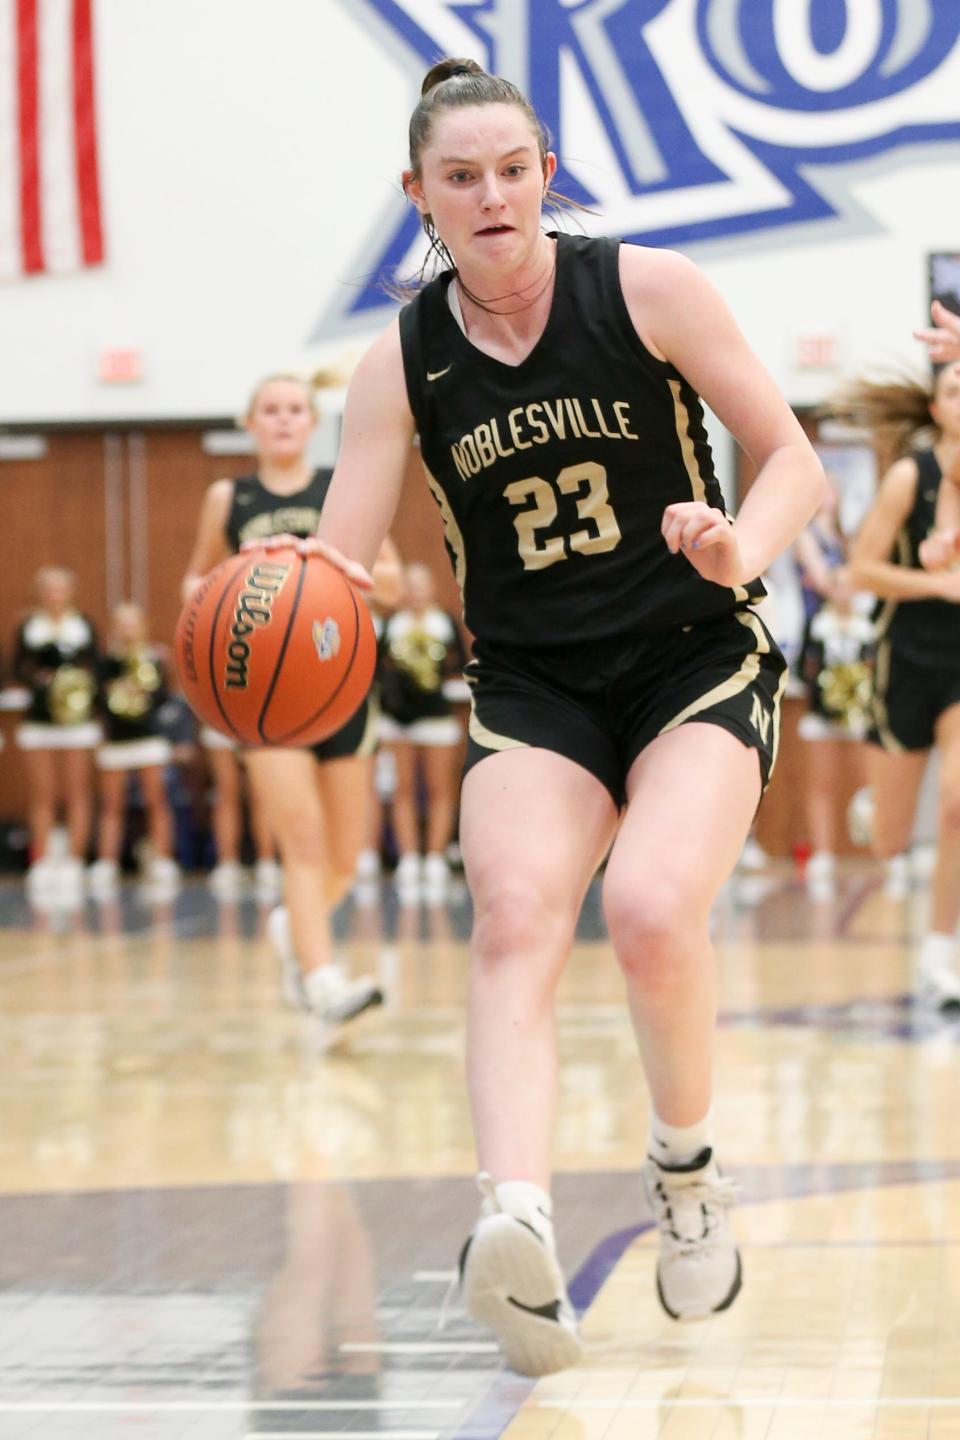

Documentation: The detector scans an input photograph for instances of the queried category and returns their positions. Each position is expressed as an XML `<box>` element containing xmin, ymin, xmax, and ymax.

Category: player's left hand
<box><xmin>240</xmin><ymin>533</ymin><xmax>373</xmax><ymax>589</ymax></box>
<box><xmin>661</xmin><ymin>502</ymin><xmax>746</xmax><ymax>587</ymax></box>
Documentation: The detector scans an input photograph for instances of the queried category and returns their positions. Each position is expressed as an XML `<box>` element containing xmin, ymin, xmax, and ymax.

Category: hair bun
<box><xmin>420</xmin><ymin>56</ymin><xmax>485</xmax><ymax>98</ymax></box>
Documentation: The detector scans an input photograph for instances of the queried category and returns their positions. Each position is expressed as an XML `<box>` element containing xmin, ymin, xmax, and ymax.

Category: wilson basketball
<box><xmin>175</xmin><ymin>546</ymin><xmax>376</xmax><ymax>746</ymax></box>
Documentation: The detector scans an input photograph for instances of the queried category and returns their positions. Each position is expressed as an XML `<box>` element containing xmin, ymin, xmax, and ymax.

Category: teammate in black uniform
<box><xmin>14</xmin><ymin>566</ymin><xmax>100</xmax><ymax>904</ymax></box>
<box><xmin>182</xmin><ymin>373</ymin><xmax>401</xmax><ymax>1034</ymax></box>
<box><xmin>89</xmin><ymin>602</ymin><xmax>179</xmax><ymax>896</ymax></box>
<box><xmin>290</xmin><ymin>60</ymin><xmax>824</xmax><ymax>1372</ymax></box>
<box><xmin>842</xmin><ymin>362</ymin><xmax>960</xmax><ymax>1010</ymax></box>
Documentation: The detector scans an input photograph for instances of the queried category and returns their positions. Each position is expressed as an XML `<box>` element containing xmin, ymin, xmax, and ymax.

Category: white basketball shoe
<box><xmin>458</xmin><ymin>1173</ymin><xmax>583</xmax><ymax>1376</ymax></box>
<box><xmin>913</xmin><ymin>935</ymin><xmax>960</xmax><ymax>1013</ymax></box>
<box><xmin>642</xmin><ymin>1148</ymin><xmax>742</xmax><ymax>1321</ymax></box>
<box><xmin>266</xmin><ymin>905</ymin><xmax>383</xmax><ymax>1025</ymax></box>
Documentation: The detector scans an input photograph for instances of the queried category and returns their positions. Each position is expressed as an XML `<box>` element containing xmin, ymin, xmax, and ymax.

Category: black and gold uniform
<box><xmin>872</xmin><ymin>449</ymin><xmax>960</xmax><ymax>752</ymax></box>
<box><xmin>380</xmin><ymin>604</ymin><xmax>467</xmax><ymax>743</ymax></box>
<box><xmin>96</xmin><ymin>645</ymin><xmax>173</xmax><ymax>770</ymax></box>
<box><xmin>13</xmin><ymin>609</ymin><xmax>100</xmax><ymax>748</ymax></box>
<box><xmin>399</xmin><ymin>232</ymin><xmax>784</xmax><ymax>803</ymax></box>
<box><xmin>225</xmin><ymin>470</ymin><xmax>377</xmax><ymax>762</ymax></box>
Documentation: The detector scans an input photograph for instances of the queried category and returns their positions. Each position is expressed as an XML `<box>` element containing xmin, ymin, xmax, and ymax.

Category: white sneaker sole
<box><xmin>461</xmin><ymin>1214</ymin><xmax>582</xmax><ymax>1377</ymax></box>
<box><xmin>656</xmin><ymin>1250</ymin><xmax>743</xmax><ymax>1321</ymax></box>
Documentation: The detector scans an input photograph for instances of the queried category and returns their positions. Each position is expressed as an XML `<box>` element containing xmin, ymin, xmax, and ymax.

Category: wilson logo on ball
<box><xmin>224</xmin><ymin>562</ymin><xmax>291</xmax><ymax>690</ymax></box>
<box><xmin>312</xmin><ymin>618</ymin><xmax>341</xmax><ymax>661</ymax></box>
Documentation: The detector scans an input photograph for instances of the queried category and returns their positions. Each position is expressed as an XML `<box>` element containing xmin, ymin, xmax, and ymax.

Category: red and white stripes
<box><xmin>0</xmin><ymin>0</ymin><xmax>103</xmax><ymax>280</ymax></box>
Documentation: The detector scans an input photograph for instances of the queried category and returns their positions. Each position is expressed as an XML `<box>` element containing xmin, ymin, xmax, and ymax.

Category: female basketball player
<box><xmin>14</xmin><ymin>566</ymin><xmax>100</xmax><ymax>905</ymax></box>
<box><xmin>914</xmin><ymin>302</ymin><xmax>960</xmax><ymax>566</ymax></box>
<box><xmin>182</xmin><ymin>374</ymin><xmax>401</xmax><ymax>1033</ymax></box>
<box><xmin>838</xmin><ymin>363</ymin><xmax>960</xmax><ymax>1011</ymax></box>
<box><xmin>284</xmin><ymin>60</ymin><xmax>825</xmax><ymax>1373</ymax></box>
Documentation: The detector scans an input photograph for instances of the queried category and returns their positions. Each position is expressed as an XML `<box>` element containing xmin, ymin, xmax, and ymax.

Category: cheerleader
<box><xmin>13</xmin><ymin>567</ymin><xmax>100</xmax><ymax>902</ymax></box>
<box><xmin>379</xmin><ymin>563</ymin><xmax>467</xmax><ymax>897</ymax></box>
<box><xmin>793</xmin><ymin>481</ymin><xmax>872</xmax><ymax>890</ymax></box>
<box><xmin>88</xmin><ymin>603</ymin><xmax>179</xmax><ymax>896</ymax></box>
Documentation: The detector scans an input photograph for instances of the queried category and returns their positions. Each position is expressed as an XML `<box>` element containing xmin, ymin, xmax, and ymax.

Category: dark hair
<box><xmin>399</xmin><ymin>56</ymin><xmax>587</xmax><ymax>288</ymax></box>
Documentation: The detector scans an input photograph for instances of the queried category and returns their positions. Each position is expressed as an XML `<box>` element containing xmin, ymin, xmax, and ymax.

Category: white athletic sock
<box><xmin>489</xmin><ymin>1179</ymin><xmax>553</xmax><ymax>1224</ymax></box>
<box><xmin>918</xmin><ymin>932</ymin><xmax>957</xmax><ymax>968</ymax></box>
<box><xmin>649</xmin><ymin>1110</ymin><xmax>713</xmax><ymax>1168</ymax></box>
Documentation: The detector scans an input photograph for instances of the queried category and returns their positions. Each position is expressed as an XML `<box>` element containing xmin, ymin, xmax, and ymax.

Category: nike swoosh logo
<box><xmin>426</xmin><ymin>365</ymin><xmax>452</xmax><ymax>381</ymax></box>
<box><xmin>507</xmin><ymin>1295</ymin><xmax>563</xmax><ymax>1323</ymax></box>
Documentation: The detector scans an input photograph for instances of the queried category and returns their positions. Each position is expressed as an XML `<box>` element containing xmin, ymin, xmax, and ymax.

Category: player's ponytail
<box><xmin>419</xmin><ymin>57</ymin><xmax>485</xmax><ymax>97</ymax></box>
<box><xmin>826</xmin><ymin>373</ymin><xmax>936</xmax><ymax>465</ymax></box>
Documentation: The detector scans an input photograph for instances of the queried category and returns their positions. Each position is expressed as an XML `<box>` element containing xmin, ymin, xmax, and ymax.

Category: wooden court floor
<box><xmin>0</xmin><ymin>859</ymin><xmax>957</xmax><ymax>1439</ymax></box>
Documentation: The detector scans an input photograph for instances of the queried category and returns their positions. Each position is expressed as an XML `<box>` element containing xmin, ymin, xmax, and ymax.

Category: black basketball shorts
<box><xmin>463</xmin><ymin>608</ymin><xmax>787</xmax><ymax>808</ymax></box>
<box><xmin>870</xmin><ymin>639</ymin><xmax>960</xmax><ymax>753</ymax></box>
<box><xmin>309</xmin><ymin>694</ymin><xmax>379</xmax><ymax>764</ymax></box>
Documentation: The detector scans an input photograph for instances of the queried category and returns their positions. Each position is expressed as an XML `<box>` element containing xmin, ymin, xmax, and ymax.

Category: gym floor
<box><xmin>0</xmin><ymin>861</ymin><xmax>958</xmax><ymax>1439</ymax></box>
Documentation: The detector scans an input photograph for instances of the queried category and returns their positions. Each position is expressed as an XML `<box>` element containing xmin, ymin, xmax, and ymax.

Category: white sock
<box><xmin>649</xmin><ymin>1110</ymin><xmax>713</xmax><ymax>1168</ymax></box>
<box><xmin>918</xmin><ymin>932</ymin><xmax>957</xmax><ymax>970</ymax></box>
<box><xmin>490</xmin><ymin>1179</ymin><xmax>553</xmax><ymax>1229</ymax></box>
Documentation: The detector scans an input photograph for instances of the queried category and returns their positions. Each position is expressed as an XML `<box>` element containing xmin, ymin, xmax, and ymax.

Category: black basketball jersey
<box><xmin>224</xmin><ymin>469</ymin><xmax>332</xmax><ymax>553</ymax></box>
<box><xmin>399</xmin><ymin>232</ymin><xmax>764</xmax><ymax>650</ymax></box>
<box><xmin>875</xmin><ymin>449</ymin><xmax>960</xmax><ymax>668</ymax></box>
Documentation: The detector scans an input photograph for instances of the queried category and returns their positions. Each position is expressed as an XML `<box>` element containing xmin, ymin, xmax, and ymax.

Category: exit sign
<box><xmin>796</xmin><ymin>335</ymin><xmax>838</xmax><ymax>369</ymax></box>
<box><xmin>98</xmin><ymin>347</ymin><xmax>143</xmax><ymax>383</ymax></box>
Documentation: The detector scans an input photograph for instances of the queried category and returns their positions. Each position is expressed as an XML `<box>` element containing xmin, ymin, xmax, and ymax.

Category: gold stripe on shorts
<box><xmin>871</xmin><ymin>639</ymin><xmax>905</xmax><ymax>754</ymax></box>
<box><xmin>357</xmin><ymin>696</ymin><xmax>380</xmax><ymax>758</ymax></box>
<box><xmin>658</xmin><ymin>609</ymin><xmax>769</xmax><ymax>735</ymax></box>
<box><xmin>468</xmin><ymin>697</ymin><xmax>529</xmax><ymax>753</ymax></box>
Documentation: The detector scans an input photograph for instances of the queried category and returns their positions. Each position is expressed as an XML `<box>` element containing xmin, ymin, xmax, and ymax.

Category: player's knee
<box><xmin>273</xmin><ymin>807</ymin><xmax>325</xmax><ymax>864</ymax></box>
<box><xmin>938</xmin><ymin>781</ymin><xmax>960</xmax><ymax>835</ymax></box>
<box><xmin>472</xmin><ymin>881</ymin><xmax>571</xmax><ymax>975</ymax></box>
<box><xmin>603</xmin><ymin>878</ymin><xmax>697</xmax><ymax>975</ymax></box>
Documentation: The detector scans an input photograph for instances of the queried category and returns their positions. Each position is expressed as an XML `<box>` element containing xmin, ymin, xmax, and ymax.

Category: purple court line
<box><xmin>451</xmin><ymin>1158</ymin><xmax>960</xmax><ymax>1440</ymax></box>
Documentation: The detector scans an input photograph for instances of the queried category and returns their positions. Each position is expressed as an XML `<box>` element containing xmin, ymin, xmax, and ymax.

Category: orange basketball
<box><xmin>174</xmin><ymin>546</ymin><xmax>376</xmax><ymax>746</ymax></box>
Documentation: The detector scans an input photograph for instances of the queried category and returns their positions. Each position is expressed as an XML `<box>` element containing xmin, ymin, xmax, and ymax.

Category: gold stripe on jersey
<box><xmin>657</xmin><ymin>608</ymin><xmax>769</xmax><ymax>737</ymax></box>
<box><xmin>422</xmin><ymin>460</ymin><xmax>467</xmax><ymax>606</ymax></box>
<box><xmin>467</xmin><ymin>698</ymin><xmax>530</xmax><ymax>754</ymax></box>
<box><xmin>871</xmin><ymin>639</ymin><xmax>905</xmax><ymax>754</ymax></box>
<box><xmin>872</xmin><ymin>527</ymin><xmax>912</xmax><ymax>642</ymax></box>
<box><xmin>668</xmin><ymin>378</ymin><xmax>707</xmax><ymax>505</ymax></box>
<box><xmin>668</xmin><ymin>379</ymin><xmax>751</xmax><ymax>607</ymax></box>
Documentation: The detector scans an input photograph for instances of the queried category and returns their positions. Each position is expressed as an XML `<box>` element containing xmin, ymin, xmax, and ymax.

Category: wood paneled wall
<box><xmin>0</xmin><ymin>426</ymin><xmax>871</xmax><ymax>860</ymax></box>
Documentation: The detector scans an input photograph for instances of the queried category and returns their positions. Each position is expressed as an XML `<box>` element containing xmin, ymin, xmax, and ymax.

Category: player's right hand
<box><xmin>241</xmin><ymin>533</ymin><xmax>374</xmax><ymax>590</ymax></box>
<box><xmin>913</xmin><ymin>300</ymin><xmax>960</xmax><ymax>364</ymax></box>
<box><xmin>919</xmin><ymin>529</ymin><xmax>960</xmax><ymax>573</ymax></box>
<box><xmin>931</xmin><ymin>562</ymin><xmax>960</xmax><ymax>602</ymax></box>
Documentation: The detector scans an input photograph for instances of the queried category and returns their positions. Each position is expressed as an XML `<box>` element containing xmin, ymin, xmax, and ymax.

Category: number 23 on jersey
<box><xmin>504</xmin><ymin>462</ymin><xmax>622</xmax><ymax>571</ymax></box>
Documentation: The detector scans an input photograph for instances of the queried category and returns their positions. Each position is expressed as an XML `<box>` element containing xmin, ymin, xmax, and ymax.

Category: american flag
<box><xmin>0</xmin><ymin>0</ymin><xmax>103</xmax><ymax>280</ymax></box>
